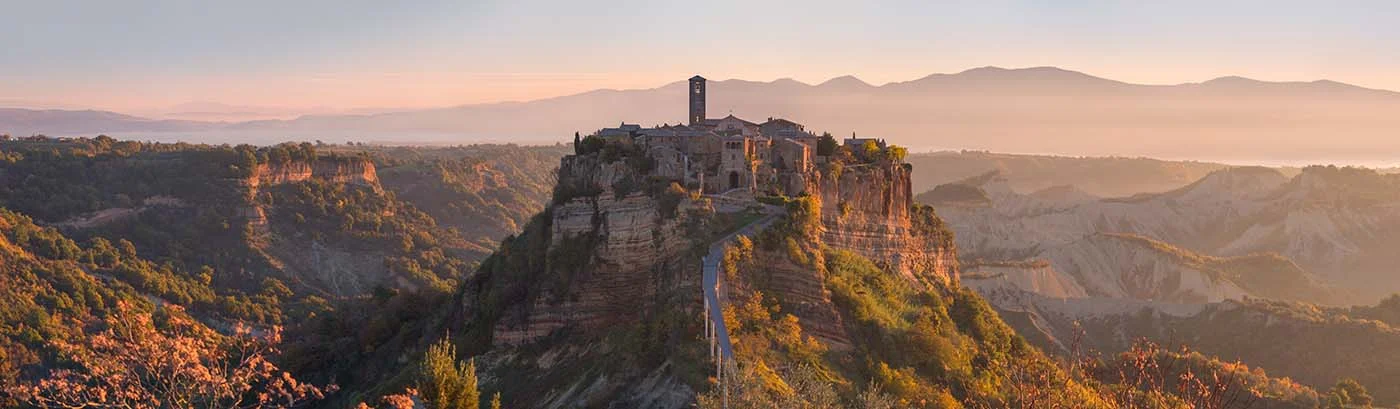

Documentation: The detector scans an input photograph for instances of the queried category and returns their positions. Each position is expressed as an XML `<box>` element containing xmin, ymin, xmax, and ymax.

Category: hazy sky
<box><xmin>4</xmin><ymin>0</ymin><xmax>1398</xmax><ymax>114</ymax></box>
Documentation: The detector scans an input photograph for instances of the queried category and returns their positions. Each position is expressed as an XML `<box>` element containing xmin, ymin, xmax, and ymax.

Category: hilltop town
<box><xmin>577</xmin><ymin>75</ymin><xmax>907</xmax><ymax>199</ymax></box>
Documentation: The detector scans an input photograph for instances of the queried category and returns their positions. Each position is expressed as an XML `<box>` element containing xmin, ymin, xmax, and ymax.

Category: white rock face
<box><xmin>942</xmin><ymin>166</ymin><xmax>1400</xmax><ymax>305</ymax></box>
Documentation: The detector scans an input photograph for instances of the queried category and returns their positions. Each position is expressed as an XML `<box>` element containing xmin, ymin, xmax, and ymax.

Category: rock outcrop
<box><xmin>245</xmin><ymin>158</ymin><xmax>379</xmax><ymax>193</ymax></box>
<box><xmin>493</xmin><ymin>154</ymin><xmax>704</xmax><ymax>346</ymax></box>
<box><xmin>238</xmin><ymin>157</ymin><xmax>381</xmax><ymax>231</ymax></box>
<box><xmin>476</xmin><ymin>147</ymin><xmax>968</xmax><ymax>408</ymax></box>
<box><xmin>815</xmin><ymin>163</ymin><xmax>959</xmax><ymax>286</ymax></box>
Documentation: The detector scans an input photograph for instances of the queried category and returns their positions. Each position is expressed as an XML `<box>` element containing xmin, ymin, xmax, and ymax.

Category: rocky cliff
<box><xmin>470</xmin><ymin>150</ymin><xmax>968</xmax><ymax>408</ymax></box>
<box><xmin>502</xmin><ymin>156</ymin><xmax>963</xmax><ymax>343</ymax></box>
<box><xmin>814</xmin><ymin>162</ymin><xmax>959</xmax><ymax>286</ymax></box>
<box><xmin>246</xmin><ymin>158</ymin><xmax>379</xmax><ymax>192</ymax></box>
<box><xmin>492</xmin><ymin>154</ymin><xmax>703</xmax><ymax>346</ymax></box>
<box><xmin>239</xmin><ymin>157</ymin><xmax>380</xmax><ymax>227</ymax></box>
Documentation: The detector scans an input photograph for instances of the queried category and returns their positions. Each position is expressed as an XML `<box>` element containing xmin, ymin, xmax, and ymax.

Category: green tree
<box><xmin>816</xmin><ymin>133</ymin><xmax>838</xmax><ymax>156</ymax></box>
<box><xmin>260</xmin><ymin>277</ymin><xmax>294</xmax><ymax>300</ymax></box>
<box><xmin>1326</xmin><ymin>378</ymin><xmax>1372</xmax><ymax>409</ymax></box>
<box><xmin>420</xmin><ymin>336</ymin><xmax>481</xmax><ymax>409</ymax></box>
<box><xmin>785</xmin><ymin>195</ymin><xmax>822</xmax><ymax>240</ymax></box>
<box><xmin>860</xmin><ymin>140</ymin><xmax>880</xmax><ymax>162</ymax></box>
<box><xmin>884</xmin><ymin>145</ymin><xmax>908</xmax><ymax>162</ymax></box>
<box><xmin>577</xmin><ymin>135</ymin><xmax>605</xmax><ymax>155</ymax></box>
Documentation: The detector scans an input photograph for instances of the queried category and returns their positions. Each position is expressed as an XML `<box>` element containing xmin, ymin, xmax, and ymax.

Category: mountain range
<box><xmin>6</xmin><ymin>66</ymin><xmax>1400</xmax><ymax>161</ymax></box>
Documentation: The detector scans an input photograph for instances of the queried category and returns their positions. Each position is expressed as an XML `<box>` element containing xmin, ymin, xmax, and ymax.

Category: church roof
<box><xmin>716</xmin><ymin>114</ymin><xmax>758</xmax><ymax>126</ymax></box>
<box><xmin>690</xmin><ymin>75</ymin><xmax>707</xmax><ymax>81</ymax></box>
<box><xmin>761</xmin><ymin>118</ymin><xmax>801</xmax><ymax>127</ymax></box>
<box><xmin>773</xmin><ymin>129</ymin><xmax>816</xmax><ymax>139</ymax></box>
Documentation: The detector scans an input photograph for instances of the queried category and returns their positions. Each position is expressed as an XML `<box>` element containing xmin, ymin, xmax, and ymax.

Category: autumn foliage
<box><xmin>6</xmin><ymin>301</ymin><xmax>332</xmax><ymax>409</ymax></box>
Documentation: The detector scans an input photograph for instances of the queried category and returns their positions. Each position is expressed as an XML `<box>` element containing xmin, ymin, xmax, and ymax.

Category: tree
<box><xmin>490</xmin><ymin>392</ymin><xmax>501</xmax><ymax>409</ymax></box>
<box><xmin>884</xmin><ymin>145</ymin><xmax>908</xmax><ymax>163</ymax></box>
<box><xmin>816</xmin><ymin>133</ymin><xmax>838</xmax><ymax>156</ymax></box>
<box><xmin>860</xmin><ymin>140</ymin><xmax>880</xmax><ymax>162</ymax></box>
<box><xmin>260</xmin><ymin>277</ymin><xmax>294</xmax><ymax>301</ymax></box>
<box><xmin>785</xmin><ymin>195</ymin><xmax>822</xmax><ymax>241</ymax></box>
<box><xmin>420</xmin><ymin>336</ymin><xmax>480</xmax><ymax>409</ymax></box>
<box><xmin>577</xmin><ymin>135</ymin><xmax>606</xmax><ymax>156</ymax></box>
<box><xmin>1326</xmin><ymin>378</ymin><xmax>1373</xmax><ymax>409</ymax></box>
<box><xmin>6</xmin><ymin>301</ymin><xmax>331</xmax><ymax>409</ymax></box>
<box><xmin>573</xmin><ymin>132</ymin><xmax>581</xmax><ymax>154</ymax></box>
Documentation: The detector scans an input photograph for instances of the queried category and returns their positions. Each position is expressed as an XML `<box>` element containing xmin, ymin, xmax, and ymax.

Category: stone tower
<box><xmin>689</xmin><ymin>75</ymin><xmax>706</xmax><ymax>126</ymax></box>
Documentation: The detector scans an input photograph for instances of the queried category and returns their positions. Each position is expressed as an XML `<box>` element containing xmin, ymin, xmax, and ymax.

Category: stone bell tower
<box><xmin>689</xmin><ymin>75</ymin><xmax>706</xmax><ymax>126</ymax></box>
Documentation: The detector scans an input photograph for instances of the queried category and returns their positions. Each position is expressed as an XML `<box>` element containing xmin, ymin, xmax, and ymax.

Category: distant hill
<box><xmin>6</xmin><ymin>66</ymin><xmax>1400</xmax><ymax>161</ymax></box>
<box><xmin>0</xmin><ymin>108</ymin><xmax>211</xmax><ymax>135</ymax></box>
<box><xmin>907</xmin><ymin>151</ymin><xmax>1231</xmax><ymax>197</ymax></box>
<box><xmin>934</xmin><ymin>165</ymin><xmax>1400</xmax><ymax>304</ymax></box>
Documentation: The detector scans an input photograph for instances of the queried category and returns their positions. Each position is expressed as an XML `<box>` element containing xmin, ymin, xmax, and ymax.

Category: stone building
<box><xmin>589</xmin><ymin>74</ymin><xmax>891</xmax><ymax>198</ymax></box>
<box><xmin>689</xmin><ymin>75</ymin><xmax>706</xmax><ymax>126</ymax></box>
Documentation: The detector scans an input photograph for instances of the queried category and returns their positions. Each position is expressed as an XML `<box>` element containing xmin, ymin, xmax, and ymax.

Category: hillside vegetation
<box><xmin>697</xmin><ymin>196</ymin><xmax>1294</xmax><ymax>408</ymax></box>
<box><xmin>0</xmin><ymin>208</ymin><xmax>329</xmax><ymax>407</ymax></box>
<box><xmin>0</xmin><ymin>136</ymin><xmax>566</xmax><ymax>325</ymax></box>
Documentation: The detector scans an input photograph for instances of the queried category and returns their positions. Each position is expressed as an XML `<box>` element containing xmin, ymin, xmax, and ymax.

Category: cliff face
<box><xmin>245</xmin><ymin>158</ymin><xmax>379</xmax><ymax>192</ymax></box>
<box><xmin>239</xmin><ymin>157</ymin><xmax>380</xmax><ymax>225</ymax></box>
<box><xmin>475</xmin><ymin>151</ymin><xmax>971</xmax><ymax>408</ymax></box>
<box><xmin>237</xmin><ymin>157</ymin><xmax>391</xmax><ymax>296</ymax></box>
<box><xmin>508</xmin><ymin>156</ymin><xmax>961</xmax><ymax>342</ymax></box>
<box><xmin>493</xmin><ymin>154</ymin><xmax>702</xmax><ymax>346</ymax></box>
<box><xmin>815</xmin><ymin>163</ymin><xmax>959</xmax><ymax>285</ymax></box>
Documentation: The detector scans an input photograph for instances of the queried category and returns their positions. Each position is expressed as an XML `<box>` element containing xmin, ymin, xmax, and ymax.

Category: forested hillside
<box><xmin>0</xmin><ymin>136</ymin><xmax>568</xmax><ymax>407</ymax></box>
<box><xmin>0</xmin><ymin>208</ymin><xmax>331</xmax><ymax>408</ymax></box>
<box><xmin>0</xmin><ymin>136</ymin><xmax>566</xmax><ymax>323</ymax></box>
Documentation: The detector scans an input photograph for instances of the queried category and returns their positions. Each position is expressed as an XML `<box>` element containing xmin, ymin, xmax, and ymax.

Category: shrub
<box><xmin>576</xmin><ymin>135</ymin><xmax>605</xmax><ymax>155</ymax></box>
<box><xmin>655</xmin><ymin>182</ymin><xmax>688</xmax><ymax>219</ymax></box>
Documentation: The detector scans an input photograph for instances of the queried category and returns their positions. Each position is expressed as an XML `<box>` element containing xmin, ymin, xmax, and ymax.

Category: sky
<box><xmin>4</xmin><ymin>0</ymin><xmax>1399</xmax><ymax>116</ymax></box>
